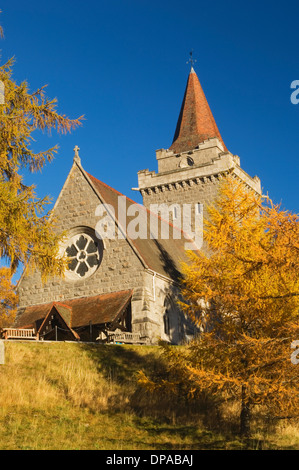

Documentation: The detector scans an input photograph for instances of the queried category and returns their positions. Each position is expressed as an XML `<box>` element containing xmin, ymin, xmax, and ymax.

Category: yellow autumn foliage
<box><xmin>0</xmin><ymin>267</ymin><xmax>17</xmax><ymax>328</ymax></box>
<box><xmin>0</xmin><ymin>37</ymin><xmax>82</xmax><ymax>283</ymax></box>
<box><xmin>139</xmin><ymin>175</ymin><xmax>299</xmax><ymax>437</ymax></box>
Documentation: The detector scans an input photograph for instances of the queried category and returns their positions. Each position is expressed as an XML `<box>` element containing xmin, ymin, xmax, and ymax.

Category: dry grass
<box><xmin>0</xmin><ymin>342</ymin><xmax>114</xmax><ymax>410</ymax></box>
<box><xmin>0</xmin><ymin>341</ymin><xmax>298</xmax><ymax>450</ymax></box>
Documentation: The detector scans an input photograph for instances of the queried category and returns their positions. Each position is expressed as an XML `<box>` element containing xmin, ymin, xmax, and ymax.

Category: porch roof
<box><xmin>15</xmin><ymin>289</ymin><xmax>133</xmax><ymax>329</ymax></box>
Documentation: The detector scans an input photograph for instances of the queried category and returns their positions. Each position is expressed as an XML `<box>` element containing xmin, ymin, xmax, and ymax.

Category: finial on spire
<box><xmin>73</xmin><ymin>145</ymin><xmax>81</xmax><ymax>164</ymax></box>
<box><xmin>186</xmin><ymin>49</ymin><xmax>197</xmax><ymax>71</ymax></box>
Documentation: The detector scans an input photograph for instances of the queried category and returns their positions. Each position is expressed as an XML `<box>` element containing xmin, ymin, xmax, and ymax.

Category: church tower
<box><xmin>136</xmin><ymin>67</ymin><xmax>261</xmax><ymax>242</ymax></box>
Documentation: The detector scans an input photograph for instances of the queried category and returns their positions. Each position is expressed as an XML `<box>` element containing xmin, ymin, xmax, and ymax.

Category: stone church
<box><xmin>14</xmin><ymin>66</ymin><xmax>261</xmax><ymax>344</ymax></box>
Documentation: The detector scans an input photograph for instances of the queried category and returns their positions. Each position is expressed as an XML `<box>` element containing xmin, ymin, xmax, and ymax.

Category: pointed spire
<box><xmin>169</xmin><ymin>68</ymin><xmax>227</xmax><ymax>154</ymax></box>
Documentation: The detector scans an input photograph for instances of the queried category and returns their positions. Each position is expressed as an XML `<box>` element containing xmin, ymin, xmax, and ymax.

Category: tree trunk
<box><xmin>240</xmin><ymin>385</ymin><xmax>251</xmax><ymax>438</ymax></box>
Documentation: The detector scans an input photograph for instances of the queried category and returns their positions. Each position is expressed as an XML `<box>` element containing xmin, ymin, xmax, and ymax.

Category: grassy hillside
<box><xmin>0</xmin><ymin>341</ymin><xmax>298</xmax><ymax>450</ymax></box>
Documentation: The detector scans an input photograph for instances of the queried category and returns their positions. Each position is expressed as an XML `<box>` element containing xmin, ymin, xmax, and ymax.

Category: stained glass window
<box><xmin>65</xmin><ymin>232</ymin><xmax>101</xmax><ymax>279</ymax></box>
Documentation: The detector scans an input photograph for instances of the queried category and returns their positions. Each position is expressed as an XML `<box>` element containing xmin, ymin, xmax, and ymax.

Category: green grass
<box><xmin>0</xmin><ymin>341</ymin><xmax>298</xmax><ymax>450</ymax></box>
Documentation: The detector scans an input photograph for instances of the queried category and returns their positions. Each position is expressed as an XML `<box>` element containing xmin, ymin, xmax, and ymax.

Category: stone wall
<box><xmin>17</xmin><ymin>162</ymin><xmax>145</xmax><ymax>308</ymax></box>
<box><xmin>131</xmin><ymin>270</ymin><xmax>193</xmax><ymax>344</ymax></box>
<box><xmin>137</xmin><ymin>139</ymin><xmax>261</xmax><ymax>239</ymax></box>
<box><xmin>141</xmin><ymin>172</ymin><xmax>220</xmax><ymax>218</ymax></box>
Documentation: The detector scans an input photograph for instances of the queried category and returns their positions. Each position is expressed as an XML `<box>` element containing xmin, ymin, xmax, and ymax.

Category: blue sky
<box><xmin>1</xmin><ymin>0</ymin><xmax>299</xmax><ymax>217</ymax></box>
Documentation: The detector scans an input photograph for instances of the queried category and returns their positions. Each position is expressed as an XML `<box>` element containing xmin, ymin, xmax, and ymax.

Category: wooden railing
<box><xmin>2</xmin><ymin>328</ymin><xmax>37</xmax><ymax>340</ymax></box>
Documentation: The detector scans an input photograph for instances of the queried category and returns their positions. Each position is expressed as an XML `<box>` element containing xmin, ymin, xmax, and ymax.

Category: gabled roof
<box><xmin>15</xmin><ymin>290</ymin><xmax>133</xmax><ymax>330</ymax></box>
<box><xmin>169</xmin><ymin>67</ymin><xmax>227</xmax><ymax>154</ymax></box>
<box><xmin>54</xmin><ymin>303</ymin><xmax>72</xmax><ymax>326</ymax></box>
<box><xmin>85</xmin><ymin>169</ymin><xmax>198</xmax><ymax>281</ymax></box>
<box><xmin>37</xmin><ymin>303</ymin><xmax>80</xmax><ymax>340</ymax></box>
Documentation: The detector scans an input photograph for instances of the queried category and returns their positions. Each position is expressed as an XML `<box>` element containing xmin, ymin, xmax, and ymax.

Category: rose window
<box><xmin>65</xmin><ymin>233</ymin><xmax>101</xmax><ymax>279</ymax></box>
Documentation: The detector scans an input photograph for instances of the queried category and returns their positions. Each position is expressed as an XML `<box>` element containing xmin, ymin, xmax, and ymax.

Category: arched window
<box><xmin>163</xmin><ymin>309</ymin><xmax>170</xmax><ymax>335</ymax></box>
<box><xmin>163</xmin><ymin>296</ymin><xmax>174</xmax><ymax>336</ymax></box>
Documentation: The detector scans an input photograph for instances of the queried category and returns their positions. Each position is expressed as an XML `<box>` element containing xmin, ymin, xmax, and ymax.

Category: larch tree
<box><xmin>138</xmin><ymin>173</ymin><xmax>299</xmax><ymax>438</ymax></box>
<box><xmin>0</xmin><ymin>18</ymin><xmax>82</xmax><ymax>327</ymax></box>
<box><xmin>0</xmin><ymin>267</ymin><xmax>17</xmax><ymax>328</ymax></box>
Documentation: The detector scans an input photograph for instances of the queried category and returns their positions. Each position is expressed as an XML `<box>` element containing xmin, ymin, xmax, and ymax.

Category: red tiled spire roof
<box><xmin>169</xmin><ymin>67</ymin><xmax>227</xmax><ymax>153</ymax></box>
